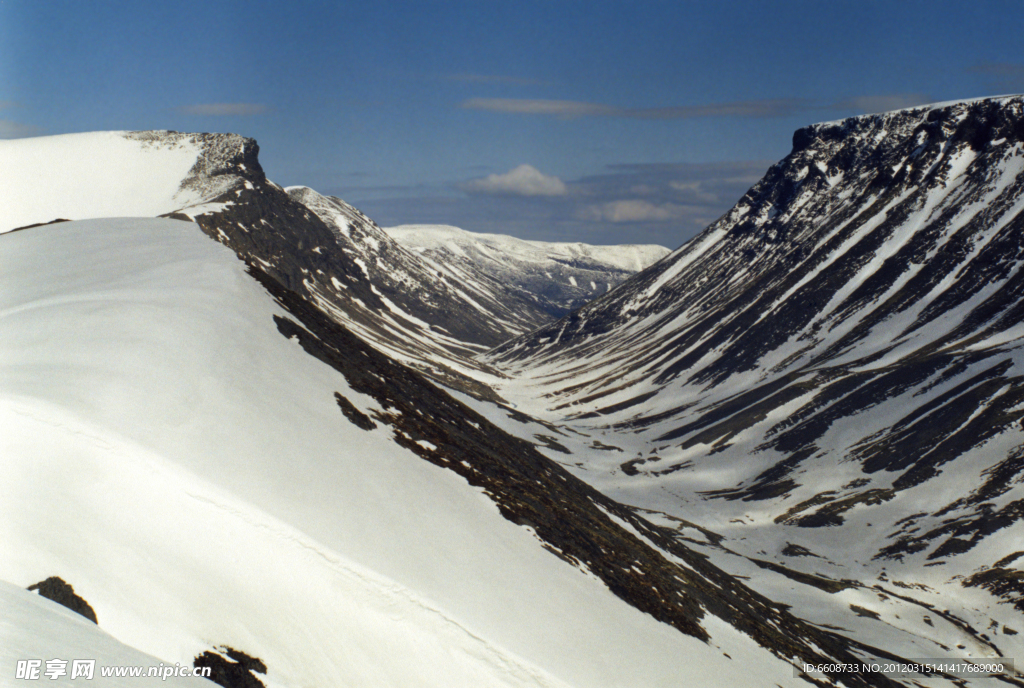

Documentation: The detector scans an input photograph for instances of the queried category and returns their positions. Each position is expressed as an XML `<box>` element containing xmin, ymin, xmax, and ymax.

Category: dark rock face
<box><xmin>27</xmin><ymin>577</ymin><xmax>98</xmax><ymax>624</ymax></box>
<box><xmin>7</xmin><ymin>218</ymin><xmax>71</xmax><ymax>234</ymax></box>
<box><xmin>334</xmin><ymin>391</ymin><xmax>376</xmax><ymax>430</ymax></box>
<box><xmin>193</xmin><ymin>647</ymin><xmax>266</xmax><ymax>688</ymax></box>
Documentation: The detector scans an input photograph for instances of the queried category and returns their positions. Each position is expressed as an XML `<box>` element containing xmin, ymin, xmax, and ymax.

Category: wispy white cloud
<box><xmin>831</xmin><ymin>94</ymin><xmax>932</xmax><ymax>114</ymax></box>
<box><xmin>633</xmin><ymin>99</ymin><xmax>813</xmax><ymax>119</ymax></box>
<box><xmin>578</xmin><ymin>200</ymin><xmax>690</xmax><ymax>223</ymax></box>
<box><xmin>461</xmin><ymin>164</ymin><xmax>568</xmax><ymax>197</ymax></box>
<box><xmin>178</xmin><ymin>103</ymin><xmax>268</xmax><ymax>116</ymax></box>
<box><xmin>461</xmin><ymin>97</ymin><xmax>811</xmax><ymax>119</ymax></box>
<box><xmin>464</xmin><ymin>94</ymin><xmax>951</xmax><ymax>120</ymax></box>
<box><xmin>668</xmin><ymin>180</ymin><xmax>719</xmax><ymax>204</ymax></box>
<box><xmin>0</xmin><ymin>119</ymin><xmax>42</xmax><ymax>139</ymax></box>
<box><xmin>461</xmin><ymin>98</ymin><xmax>614</xmax><ymax>118</ymax></box>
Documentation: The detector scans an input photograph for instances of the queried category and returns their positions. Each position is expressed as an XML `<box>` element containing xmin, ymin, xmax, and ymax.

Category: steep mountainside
<box><xmin>2</xmin><ymin>218</ymin><xmax>706</xmax><ymax>688</ymax></box>
<box><xmin>387</xmin><ymin>224</ymin><xmax>670</xmax><ymax>317</ymax></box>
<box><xmin>482</xmin><ymin>96</ymin><xmax>1024</xmax><ymax>668</ymax></box>
<box><xmin>5</xmin><ymin>217</ymin><xmax>905</xmax><ymax>688</ymax></box>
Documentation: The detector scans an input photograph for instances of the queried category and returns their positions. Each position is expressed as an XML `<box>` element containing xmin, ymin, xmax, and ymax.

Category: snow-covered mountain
<box><xmin>1</xmin><ymin>131</ymin><xmax>922</xmax><ymax>687</ymax></box>
<box><xmin>386</xmin><ymin>224</ymin><xmax>670</xmax><ymax>317</ymax></box>
<box><xmin>1</xmin><ymin>131</ymin><xmax>514</xmax><ymax>397</ymax></box>
<box><xmin>8</xmin><ymin>105</ymin><xmax>1024</xmax><ymax>686</ymax></box>
<box><xmin>482</xmin><ymin>95</ymin><xmax>1024</xmax><ymax>670</ymax></box>
<box><xmin>0</xmin><ymin>131</ymin><xmax>661</xmax><ymax>401</ymax></box>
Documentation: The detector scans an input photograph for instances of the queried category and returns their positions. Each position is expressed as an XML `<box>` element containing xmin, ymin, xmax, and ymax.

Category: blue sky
<box><xmin>4</xmin><ymin>0</ymin><xmax>1024</xmax><ymax>248</ymax></box>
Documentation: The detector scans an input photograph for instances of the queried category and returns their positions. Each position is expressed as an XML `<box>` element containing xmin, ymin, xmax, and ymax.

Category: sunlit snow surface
<box><xmin>386</xmin><ymin>224</ymin><xmax>671</xmax><ymax>317</ymax></box>
<box><xmin>0</xmin><ymin>218</ymin><xmax>801</xmax><ymax>688</ymax></box>
<box><xmin>386</xmin><ymin>224</ymin><xmax>670</xmax><ymax>274</ymax></box>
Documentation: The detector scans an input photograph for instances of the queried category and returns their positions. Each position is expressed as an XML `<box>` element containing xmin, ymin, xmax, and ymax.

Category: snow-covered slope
<box><xmin>387</xmin><ymin>224</ymin><xmax>670</xmax><ymax>317</ymax></box>
<box><xmin>8</xmin><ymin>123</ymin><xmax>1019</xmax><ymax>686</ymax></box>
<box><xmin>482</xmin><ymin>95</ymin><xmax>1024</xmax><ymax>669</ymax></box>
<box><xmin>2</xmin><ymin>217</ymin><xmax>836</xmax><ymax>688</ymax></box>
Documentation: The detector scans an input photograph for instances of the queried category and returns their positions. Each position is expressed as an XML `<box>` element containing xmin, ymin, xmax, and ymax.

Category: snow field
<box><xmin>385</xmin><ymin>224</ymin><xmax>670</xmax><ymax>274</ymax></box>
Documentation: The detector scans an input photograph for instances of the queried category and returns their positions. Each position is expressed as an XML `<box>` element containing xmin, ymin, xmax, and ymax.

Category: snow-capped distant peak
<box><xmin>386</xmin><ymin>224</ymin><xmax>670</xmax><ymax>317</ymax></box>
<box><xmin>386</xmin><ymin>224</ymin><xmax>670</xmax><ymax>273</ymax></box>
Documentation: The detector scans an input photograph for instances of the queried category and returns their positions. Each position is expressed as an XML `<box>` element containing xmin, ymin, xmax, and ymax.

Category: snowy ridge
<box><xmin>387</xmin><ymin>224</ymin><xmax>669</xmax><ymax>273</ymax></box>
<box><xmin>808</xmin><ymin>93</ymin><xmax>1024</xmax><ymax>127</ymax></box>
<box><xmin>482</xmin><ymin>95</ymin><xmax>1024</xmax><ymax>673</ymax></box>
<box><xmin>0</xmin><ymin>130</ymin><xmax>248</xmax><ymax>234</ymax></box>
<box><xmin>0</xmin><ymin>131</ymin><xmax>512</xmax><ymax>397</ymax></box>
<box><xmin>387</xmin><ymin>224</ymin><xmax>670</xmax><ymax>317</ymax></box>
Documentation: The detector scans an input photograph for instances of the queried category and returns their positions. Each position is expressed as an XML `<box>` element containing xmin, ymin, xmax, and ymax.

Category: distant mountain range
<box><xmin>385</xmin><ymin>224</ymin><xmax>669</xmax><ymax>318</ymax></box>
<box><xmin>5</xmin><ymin>96</ymin><xmax>1024</xmax><ymax>687</ymax></box>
